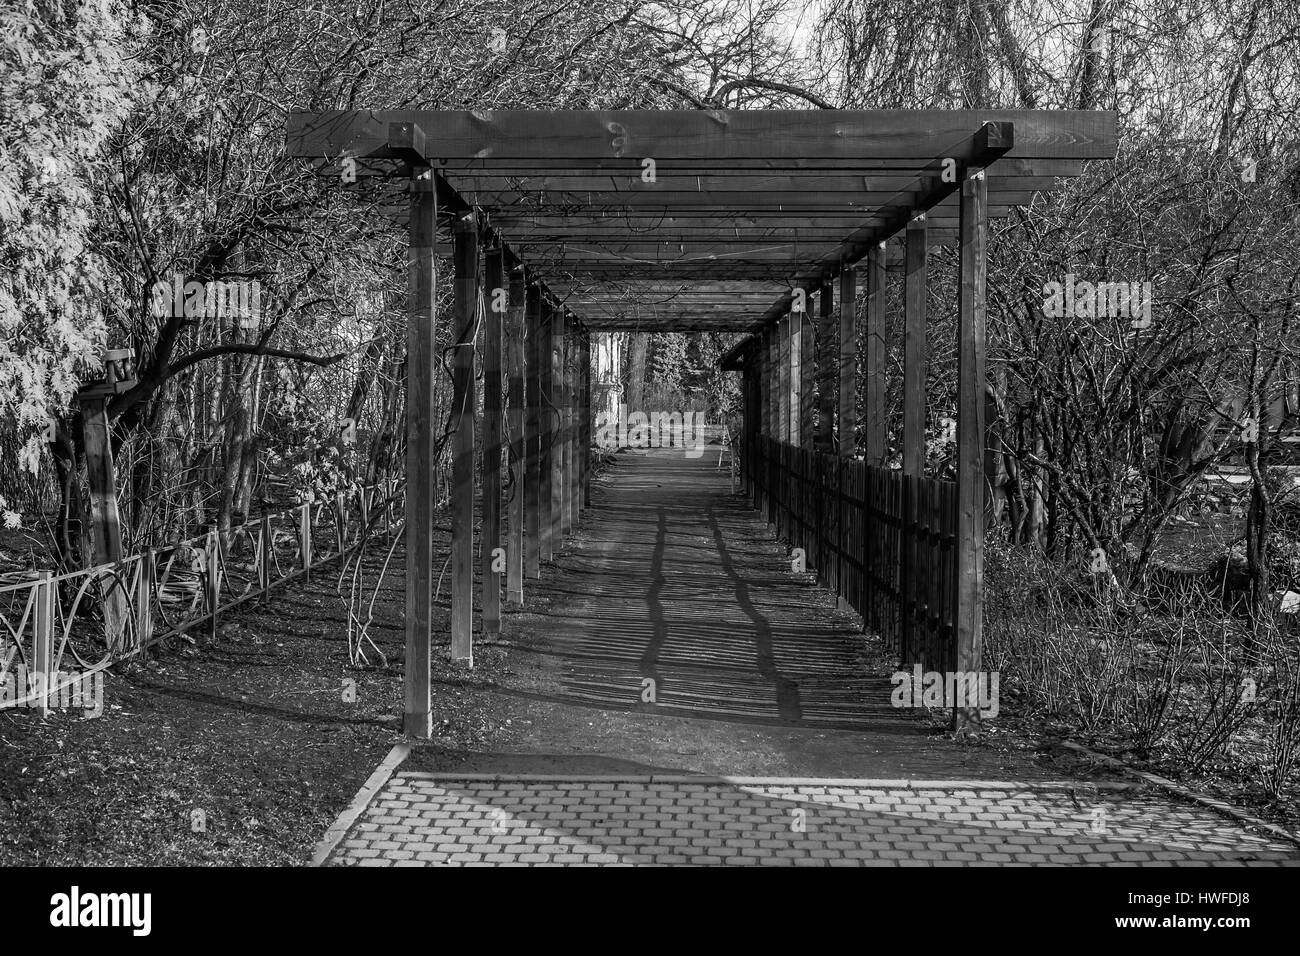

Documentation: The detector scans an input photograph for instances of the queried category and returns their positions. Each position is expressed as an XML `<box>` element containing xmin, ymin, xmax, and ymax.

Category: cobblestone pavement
<box><xmin>324</xmin><ymin>774</ymin><xmax>1299</xmax><ymax>866</ymax></box>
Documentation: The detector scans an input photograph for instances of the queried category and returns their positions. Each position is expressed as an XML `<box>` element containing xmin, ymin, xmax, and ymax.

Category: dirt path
<box><xmin>412</xmin><ymin>449</ymin><xmax>1073</xmax><ymax>780</ymax></box>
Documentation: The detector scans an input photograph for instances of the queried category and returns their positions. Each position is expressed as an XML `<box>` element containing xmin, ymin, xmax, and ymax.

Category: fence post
<box><xmin>330</xmin><ymin>494</ymin><xmax>340</xmax><ymax>554</ymax></box>
<box><xmin>299</xmin><ymin>502</ymin><xmax>313</xmax><ymax>579</ymax></box>
<box><xmin>34</xmin><ymin>571</ymin><xmax>54</xmax><ymax>716</ymax></box>
<box><xmin>137</xmin><ymin>550</ymin><xmax>154</xmax><ymax>650</ymax></box>
<box><xmin>206</xmin><ymin>530</ymin><xmax>220</xmax><ymax>641</ymax></box>
<box><xmin>259</xmin><ymin>513</ymin><xmax>272</xmax><ymax>600</ymax></box>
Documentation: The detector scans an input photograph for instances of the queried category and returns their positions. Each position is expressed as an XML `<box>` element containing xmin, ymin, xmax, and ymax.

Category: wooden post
<box><xmin>482</xmin><ymin>246</ymin><xmax>504</xmax><ymax>637</ymax></box>
<box><xmin>450</xmin><ymin>214</ymin><xmax>478</xmax><ymax>665</ymax></box>
<box><xmin>81</xmin><ymin>397</ymin><xmax>123</xmax><ymax>566</ymax></box>
<box><xmin>816</xmin><ymin>280</ymin><xmax>835</xmax><ymax>453</ymax></box>
<box><xmin>298</xmin><ymin>503</ymin><xmax>312</xmax><ymax>575</ymax></box>
<box><xmin>581</xmin><ymin>333</ymin><xmax>592</xmax><ymax>509</ymax></box>
<box><xmin>33</xmin><ymin>570</ymin><xmax>53</xmax><ymax>716</ymax></box>
<box><xmin>864</xmin><ymin>242</ymin><xmax>888</xmax><ymax>467</ymax></box>
<box><xmin>207</xmin><ymin>529</ymin><xmax>220</xmax><ymax>641</ymax></box>
<box><xmin>506</xmin><ymin>264</ymin><xmax>526</xmax><ymax>604</ymax></box>
<box><xmin>538</xmin><ymin>299</ymin><xmax>555</xmax><ymax>562</ymax></box>
<box><xmin>761</xmin><ymin>327</ymin><xmax>773</xmax><ymax>442</ymax></box>
<box><xmin>137</xmin><ymin>549</ymin><xmax>155</xmax><ymax>649</ymax></box>
<box><xmin>903</xmin><ymin>215</ymin><xmax>928</xmax><ymax>478</ymax></box>
<box><xmin>560</xmin><ymin>316</ymin><xmax>574</xmax><ymax>535</ymax></box>
<box><xmin>764</xmin><ymin>323</ymin><xmax>774</xmax><ymax>522</ymax></box>
<box><xmin>801</xmin><ymin>296</ymin><xmax>816</xmax><ymax>450</ymax></box>
<box><xmin>334</xmin><ymin>491</ymin><xmax>347</xmax><ymax>554</ymax></box>
<box><xmin>404</xmin><ymin>168</ymin><xmax>437</xmax><ymax>736</ymax></box>
<box><xmin>550</xmin><ymin>309</ymin><xmax>566</xmax><ymax>547</ymax></box>
<box><xmin>901</xmin><ymin>217</ymin><xmax>927</xmax><ymax>666</ymax></box>
<box><xmin>570</xmin><ymin>327</ymin><xmax>583</xmax><ymax>525</ymax></box>
<box><xmin>779</xmin><ymin>314</ymin><xmax>792</xmax><ymax>445</ymax></box>
<box><xmin>258</xmin><ymin>513</ymin><xmax>272</xmax><ymax>601</ymax></box>
<box><xmin>742</xmin><ymin>360</ymin><xmax>757</xmax><ymax>496</ymax></box>
<box><xmin>80</xmin><ymin>392</ymin><xmax>127</xmax><ymax>651</ymax></box>
<box><xmin>525</xmin><ymin>285</ymin><xmax>543</xmax><ymax>577</ymax></box>
<box><xmin>955</xmin><ymin>168</ymin><xmax>988</xmax><ymax>731</ymax></box>
<box><xmin>838</xmin><ymin>266</ymin><xmax>857</xmax><ymax>458</ymax></box>
<box><xmin>785</xmin><ymin>314</ymin><xmax>795</xmax><ymax>447</ymax></box>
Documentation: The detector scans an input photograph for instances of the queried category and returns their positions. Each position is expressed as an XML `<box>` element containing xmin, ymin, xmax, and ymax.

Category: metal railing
<box><xmin>0</xmin><ymin>481</ymin><xmax>403</xmax><ymax>712</ymax></box>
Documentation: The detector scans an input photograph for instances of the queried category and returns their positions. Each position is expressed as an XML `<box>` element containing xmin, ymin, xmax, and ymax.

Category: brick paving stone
<box><xmin>322</xmin><ymin>764</ymin><xmax>1299</xmax><ymax>869</ymax></box>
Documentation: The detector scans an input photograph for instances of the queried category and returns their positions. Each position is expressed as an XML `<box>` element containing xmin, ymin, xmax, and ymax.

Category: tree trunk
<box><xmin>626</xmin><ymin>332</ymin><xmax>648</xmax><ymax>412</ymax></box>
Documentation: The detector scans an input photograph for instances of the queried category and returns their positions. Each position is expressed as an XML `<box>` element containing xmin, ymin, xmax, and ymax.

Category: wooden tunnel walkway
<box><xmin>528</xmin><ymin>448</ymin><xmax>900</xmax><ymax>731</ymax></box>
<box><xmin>282</xmin><ymin>109</ymin><xmax>1118</xmax><ymax>738</ymax></box>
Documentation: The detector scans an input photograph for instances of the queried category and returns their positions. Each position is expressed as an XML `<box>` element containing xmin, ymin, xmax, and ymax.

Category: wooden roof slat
<box><xmin>283</xmin><ymin>110</ymin><xmax>1116</xmax><ymax>331</ymax></box>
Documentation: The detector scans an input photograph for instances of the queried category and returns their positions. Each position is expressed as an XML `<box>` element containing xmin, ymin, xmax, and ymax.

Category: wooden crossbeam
<box><xmin>446</xmin><ymin>174</ymin><xmax>1073</xmax><ymax>193</ymax></box>
<box><xmin>286</xmin><ymin>109</ymin><xmax>1115</xmax><ymax>161</ymax></box>
<box><xmin>468</xmin><ymin>189</ymin><xmax>1041</xmax><ymax>209</ymax></box>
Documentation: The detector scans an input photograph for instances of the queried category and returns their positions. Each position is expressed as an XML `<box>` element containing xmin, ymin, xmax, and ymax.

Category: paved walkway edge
<box><xmin>1061</xmin><ymin>740</ymin><xmax>1300</xmax><ymax>848</ymax></box>
<box><xmin>310</xmin><ymin>742</ymin><xmax>411</xmax><ymax>866</ymax></box>
<box><xmin>398</xmin><ymin>771</ymin><xmax>1142</xmax><ymax>790</ymax></box>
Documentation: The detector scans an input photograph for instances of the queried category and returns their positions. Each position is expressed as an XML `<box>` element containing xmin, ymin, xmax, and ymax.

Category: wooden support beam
<box><xmin>447</xmin><ymin>158</ymin><xmax>1086</xmax><ymax>179</ymax></box>
<box><xmin>585</xmin><ymin>338</ymin><xmax>595</xmax><ymax>515</ymax></box>
<box><xmin>572</xmin><ymin>327</ymin><xmax>585</xmax><ymax>522</ymax></box>
<box><xmin>524</xmin><ymin>284</ymin><xmax>542</xmax><ymax>577</ymax></box>
<box><xmin>799</xmin><ymin>306</ymin><xmax>815</xmax><ymax>449</ymax></box>
<box><xmin>287</xmin><ymin>109</ymin><xmax>1115</xmax><ymax>162</ymax></box>
<box><xmin>338</xmin><ymin>156</ymin><xmax>1088</xmax><ymax>178</ymax></box>
<box><xmin>506</xmin><ymin>264</ymin><xmax>526</xmax><ymax>604</ymax></box>
<box><xmin>815</xmin><ymin>280</ymin><xmax>835</xmax><ymax>453</ymax></box>
<box><xmin>561</xmin><ymin>317</ymin><xmax>575</xmax><ymax>535</ymax></box>
<box><xmin>450</xmin><ymin>215</ymin><xmax>478</xmax><ymax>664</ymax></box>
<box><xmin>457</xmin><ymin>173</ymin><xmax>1071</xmax><ymax>195</ymax></box>
<box><xmin>767</xmin><ymin>325</ymin><xmax>780</xmax><ymax>528</ymax></box>
<box><xmin>538</xmin><ymin>299</ymin><xmax>554</xmax><ymax>562</ymax></box>
<box><xmin>955</xmin><ymin>168</ymin><xmax>988</xmax><ymax>731</ymax></box>
<box><xmin>864</xmin><ymin>242</ymin><xmax>889</xmax><ymax>467</ymax></box>
<box><xmin>550</xmin><ymin>308</ymin><xmax>565</xmax><ymax>549</ymax></box>
<box><xmin>761</xmin><ymin>327</ymin><xmax>773</xmax><ymax>439</ymax></box>
<box><xmin>779</xmin><ymin>315</ymin><xmax>793</xmax><ymax>445</ymax></box>
<box><xmin>477</xmin><ymin>193</ymin><xmax>1038</xmax><ymax>214</ymax></box>
<box><xmin>838</xmin><ymin>266</ymin><xmax>857</xmax><ymax>457</ymax></box>
<box><xmin>482</xmin><ymin>247</ymin><xmax>505</xmax><ymax>636</ymax></box>
<box><xmin>903</xmin><ymin>215</ymin><xmax>928</xmax><ymax>477</ymax></box>
<box><xmin>403</xmin><ymin>169</ymin><xmax>437</xmax><ymax>737</ymax></box>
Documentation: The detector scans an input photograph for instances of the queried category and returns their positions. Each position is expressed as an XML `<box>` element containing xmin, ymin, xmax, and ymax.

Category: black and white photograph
<box><xmin>0</xmin><ymin>0</ymin><xmax>1297</xmax><ymax>926</ymax></box>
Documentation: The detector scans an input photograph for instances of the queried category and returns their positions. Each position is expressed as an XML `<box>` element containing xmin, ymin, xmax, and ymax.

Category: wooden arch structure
<box><xmin>283</xmin><ymin>109</ymin><xmax>1116</xmax><ymax>735</ymax></box>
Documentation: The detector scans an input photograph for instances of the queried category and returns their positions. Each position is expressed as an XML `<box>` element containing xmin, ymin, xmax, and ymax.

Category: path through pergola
<box><xmin>283</xmin><ymin>109</ymin><xmax>1116</xmax><ymax>737</ymax></box>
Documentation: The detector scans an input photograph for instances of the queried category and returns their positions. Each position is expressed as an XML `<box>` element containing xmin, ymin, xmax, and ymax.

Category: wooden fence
<box><xmin>744</xmin><ymin>435</ymin><xmax>958</xmax><ymax>670</ymax></box>
<box><xmin>0</xmin><ymin>482</ymin><xmax>402</xmax><ymax>712</ymax></box>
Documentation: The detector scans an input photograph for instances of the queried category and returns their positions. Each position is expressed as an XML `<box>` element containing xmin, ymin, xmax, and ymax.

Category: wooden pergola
<box><xmin>283</xmin><ymin>109</ymin><xmax>1116</xmax><ymax>735</ymax></box>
